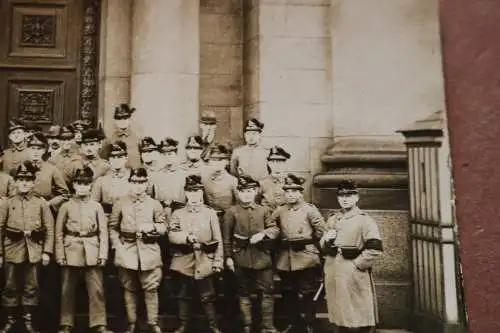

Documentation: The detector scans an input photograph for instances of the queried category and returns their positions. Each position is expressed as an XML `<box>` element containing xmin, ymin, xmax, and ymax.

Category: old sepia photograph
<box><xmin>0</xmin><ymin>0</ymin><xmax>468</xmax><ymax>333</ymax></box>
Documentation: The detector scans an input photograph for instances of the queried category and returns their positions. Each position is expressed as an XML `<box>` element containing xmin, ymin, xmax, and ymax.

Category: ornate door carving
<box><xmin>0</xmin><ymin>0</ymin><xmax>100</xmax><ymax>143</ymax></box>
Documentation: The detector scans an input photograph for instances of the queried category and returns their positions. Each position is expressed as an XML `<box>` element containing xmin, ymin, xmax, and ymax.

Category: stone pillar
<box><xmin>313</xmin><ymin>0</ymin><xmax>448</xmax><ymax>328</ymax></box>
<box><xmin>244</xmin><ymin>0</ymin><xmax>333</xmax><ymax>200</ymax></box>
<box><xmin>130</xmin><ymin>0</ymin><xmax>200</xmax><ymax>147</ymax></box>
<box><xmin>98</xmin><ymin>0</ymin><xmax>132</xmax><ymax>134</ymax></box>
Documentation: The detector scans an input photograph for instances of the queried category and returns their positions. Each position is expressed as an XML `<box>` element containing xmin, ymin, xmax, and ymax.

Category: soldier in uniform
<box><xmin>2</xmin><ymin>119</ymin><xmax>30</xmax><ymax>174</ymax></box>
<box><xmin>199</xmin><ymin>110</ymin><xmax>217</xmax><ymax>162</ymax></box>
<box><xmin>230</xmin><ymin>119</ymin><xmax>269</xmax><ymax>182</ymax></box>
<box><xmin>181</xmin><ymin>135</ymin><xmax>210</xmax><ymax>179</ymax></box>
<box><xmin>55</xmin><ymin>166</ymin><xmax>109</xmax><ymax>333</ymax></box>
<box><xmin>45</xmin><ymin>125</ymin><xmax>62</xmax><ymax>161</ymax></box>
<box><xmin>139</xmin><ymin>137</ymin><xmax>163</xmax><ymax>176</ymax></box>
<box><xmin>168</xmin><ymin>175</ymin><xmax>224</xmax><ymax>333</ymax></box>
<box><xmin>49</xmin><ymin>126</ymin><xmax>82</xmax><ymax>184</ymax></box>
<box><xmin>109</xmin><ymin>168</ymin><xmax>166</xmax><ymax>333</ymax></box>
<box><xmin>0</xmin><ymin>146</ymin><xmax>16</xmax><ymax>199</ymax></box>
<box><xmin>259</xmin><ymin>146</ymin><xmax>291</xmax><ymax>209</ymax></box>
<box><xmin>223</xmin><ymin>176</ymin><xmax>280</xmax><ymax>333</ymax></box>
<box><xmin>101</xmin><ymin>104</ymin><xmax>141</xmax><ymax>169</ymax></box>
<box><xmin>320</xmin><ymin>180</ymin><xmax>383</xmax><ymax>333</ymax></box>
<box><xmin>0</xmin><ymin>161</ymin><xmax>54</xmax><ymax>333</ymax></box>
<box><xmin>269</xmin><ymin>174</ymin><xmax>327</xmax><ymax>333</ymax></box>
<box><xmin>67</xmin><ymin>128</ymin><xmax>110</xmax><ymax>183</ymax></box>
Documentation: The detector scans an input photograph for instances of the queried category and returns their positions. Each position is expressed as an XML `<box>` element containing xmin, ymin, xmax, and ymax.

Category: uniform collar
<box><xmin>18</xmin><ymin>192</ymin><xmax>34</xmax><ymax>200</ymax></box>
<box><xmin>115</xmin><ymin>128</ymin><xmax>130</xmax><ymax>138</ymax></box>
<box><xmin>271</xmin><ymin>173</ymin><xmax>285</xmax><ymax>184</ymax></box>
<box><xmin>130</xmin><ymin>192</ymin><xmax>148</xmax><ymax>203</ymax></box>
<box><xmin>186</xmin><ymin>203</ymin><xmax>203</xmax><ymax>213</ymax></box>
<box><xmin>288</xmin><ymin>200</ymin><xmax>305</xmax><ymax>211</ymax></box>
<box><xmin>74</xmin><ymin>195</ymin><xmax>91</xmax><ymax>203</ymax></box>
<box><xmin>240</xmin><ymin>202</ymin><xmax>257</xmax><ymax>210</ymax></box>
<box><xmin>12</xmin><ymin>141</ymin><xmax>27</xmax><ymax>152</ymax></box>
<box><xmin>185</xmin><ymin>159</ymin><xmax>202</xmax><ymax>168</ymax></box>
<box><xmin>112</xmin><ymin>168</ymin><xmax>128</xmax><ymax>178</ymax></box>
<box><xmin>163</xmin><ymin>163</ymin><xmax>178</xmax><ymax>172</ymax></box>
<box><xmin>339</xmin><ymin>206</ymin><xmax>362</xmax><ymax>219</ymax></box>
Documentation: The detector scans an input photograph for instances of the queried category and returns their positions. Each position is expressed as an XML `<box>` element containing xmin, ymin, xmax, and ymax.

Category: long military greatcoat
<box><xmin>321</xmin><ymin>207</ymin><xmax>383</xmax><ymax>327</ymax></box>
<box><xmin>55</xmin><ymin>197</ymin><xmax>108</xmax><ymax>266</ymax></box>
<box><xmin>109</xmin><ymin>193</ymin><xmax>166</xmax><ymax>271</ymax></box>
<box><xmin>0</xmin><ymin>193</ymin><xmax>55</xmax><ymax>263</ymax></box>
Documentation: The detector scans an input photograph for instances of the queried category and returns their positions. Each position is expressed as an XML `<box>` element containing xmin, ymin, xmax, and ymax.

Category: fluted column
<box><xmin>130</xmin><ymin>0</ymin><xmax>200</xmax><ymax>146</ymax></box>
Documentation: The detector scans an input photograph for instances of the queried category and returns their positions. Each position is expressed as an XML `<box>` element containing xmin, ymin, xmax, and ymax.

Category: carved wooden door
<box><xmin>0</xmin><ymin>0</ymin><xmax>99</xmax><ymax>144</ymax></box>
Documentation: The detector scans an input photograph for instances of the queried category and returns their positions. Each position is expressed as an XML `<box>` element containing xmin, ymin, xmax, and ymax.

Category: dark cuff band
<box><xmin>364</xmin><ymin>238</ymin><xmax>383</xmax><ymax>251</ymax></box>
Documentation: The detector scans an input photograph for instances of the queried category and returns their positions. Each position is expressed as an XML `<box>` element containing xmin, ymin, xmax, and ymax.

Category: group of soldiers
<box><xmin>0</xmin><ymin>104</ymin><xmax>383</xmax><ymax>333</ymax></box>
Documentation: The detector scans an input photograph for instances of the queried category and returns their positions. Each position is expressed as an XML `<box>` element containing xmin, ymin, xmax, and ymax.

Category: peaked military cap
<box><xmin>268</xmin><ymin>145</ymin><xmax>291</xmax><ymax>161</ymax></box>
<box><xmin>114</xmin><ymin>103</ymin><xmax>136</xmax><ymax>120</ymax></box>
<box><xmin>200</xmin><ymin>110</ymin><xmax>217</xmax><ymax>125</ymax></box>
<box><xmin>81</xmin><ymin>128</ymin><xmax>105</xmax><ymax>144</ymax></box>
<box><xmin>8</xmin><ymin>118</ymin><xmax>26</xmax><ymax>133</ymax></box>
<box><xmin>159</xmin><ymin>137</ymin><xmax>179</xmax><ymax>153</ymax></box>
<box><xmin>14</xmin><ymin>161</ymin><xmax>38</xmax><ymax>180</ymax></box>
<box><xmin>237</xmin><ymin>175</ymin><xmax>260</xmax><ymax>190</ymax></box>
<box><xmin>185</xmin><ymin>135</ymin><xmax>204</xmax><ymax>149</ymax></box>
<box><xmin>59</xmin><ymin>125</ymin><xmax>75</xmax><ymax>140</ymax></box>
<box><xmin>139</xmin><ymin>137</ymin><xmax>158</xmax><ymax>153</ymax></box>
<box><xmin>27</xmin><ymin>132</ymin><xmax>48</xmax><ymax>148</ymax></box>
<box><xmin>244</xmin><ymin>118</ymin><xmax>264</xmax><ymax>132</ymax></box>
<box><xmin>184</xmin><ymin>174</ymin><xmax>204</xmax><ymax>191</ymax></box>
<box><xmin>45</xmin><ymin>125</ymin><xmax>61</xmax><ymax>139</ymax></box>
<box><xmin>209</xmin><ymin>143</ymin><xmax>232</xmax><ymax>160</ymax></box>
<box><xmin>73</xmin><ymin>166</ymin><xmax>94</xmax><ymax>184</ymax></box>
<box><xmin>336</xmin><ymin>179</ymin><xmax>359</xmax><ymax>195</ymax></box>
<box><xmin>109</xmin><ymin>140</ymin><xmax>128</xmax><ymax>157</ymax></box>
<box><xmin>129</xmin><ymin>167</ymin><xmax>148</xmax><ymax>183</ymax></box>
<box><xmin>283</xmin><ymin>173</ymin><xmax>306</xmax><ymax>191</ymax></box>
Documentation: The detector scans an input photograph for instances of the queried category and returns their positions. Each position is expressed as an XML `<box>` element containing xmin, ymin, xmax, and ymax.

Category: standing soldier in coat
<box><xmin>45</xmin><ymin>125</ymin><xmax>62</xmax><ymax>161</ymax></box>
<box><xmin>259</xmin><ymin>146</ymin><xmax>291</xmax><ymax>209</ymax></box>
<box><xmin>199</xmin><ymin>111</ymin><xmax>217</xmax><ymax>162</ymax></box>
<box><xmin>168</xmin><ymin>175</ymin><xmax>224</xmax><ymax>333</ymax></box>
<box><xmin>109</xmin><ymin>168</ymin><xmax>167</xmax><ymax>333</ymax></box>
<box><xmin>269</xmin><ymin>174</ymin><xmax>326</xmax><ymax>333</ymax></box>
<box><xmin>101</xmin><ymin>104</ymin><xmax>141</xmax><ymax>169</ymax></box>
<box><xmin>49</xmin><ymin>126</ymin><xmax>81</xmax><ymax>184</ymax></box>
<box><xmin>91</xmin><ymin>141</ymin><xmax>131</xmax><ymax>215</ymax></box>
<box><xmin>0</xmin><ymin>146</ymin><xmax>16</xmax><ymax>199</ymax></box>
<box><xmin>181</xmin><ymin>135</ymin><xmax>211</xmax><ymax>179</ymax></box>
<box><xmin>223</xmin><ymin>176</ymin><xmax>280</xmax><ymax>333</ymax></box>
<box><xmin>55</xmin><ymin>166</ymin><xmax>109</xmax><ymax>333</ymax></box>
<box><xmin>2</xmin><ymin>119</ymin><xmax>30</xmax><ymax>174</ymax></box>
<box><xmin>0</xmin><ymin>161</ymin><xmax>55</xmax><ymax>333</ymax></box>
<box><xmin>230</xmin><ymin>119</ymin><xmax>269</xmax><ymax>182</ymax></box>
<box><xmin>320</xmin><ymin>180</ymin><xmax>383</xmax><ymax>333</ymax></box>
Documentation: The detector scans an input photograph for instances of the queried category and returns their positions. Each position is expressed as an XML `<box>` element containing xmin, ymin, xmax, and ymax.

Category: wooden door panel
<box><xmin>0</xmin><ymin>0</ymin><xmax>80</xmax><ymax>68</ymax></box>
<box><xmin>0</xmin><ymin>70</ymin><xmax>77</xmax><ymax>135</ymax></box>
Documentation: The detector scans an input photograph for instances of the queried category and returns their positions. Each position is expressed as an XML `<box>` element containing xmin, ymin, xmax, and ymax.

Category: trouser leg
<box><xmin>2</xmin><ymin>262</ymin><xmax>20</xmax><ymax>308</ymax></box>
<box><xmin>59</xmin><ymin>267</ymin><xmax>79</xmax><ymax>327</ymax></box>
<box><xmin>23</xmin><ymin>263</ymin><xmax>40</xmax><ymax>333</ymax></box>
<box><xmin>256</xmin><ymin>269</ymin><xmax>276</xmax><ymax>332</ymax></box>
<box><xmin>85</xmin><ymin>267</ymin><xmax>107</xmax><ymax>328</ymax></box>
<box><xmin>174</xmin><ymin>274</ymin><xmax>192</xmax><ymax>333</ymax></box>
<box><xmin>234</xmin><ymin>267</ymin><xmax>252</xmax><ymax>328</ymax></box>
<box><xmin>198</xmin><ymin>277</ymin><xmax>222</xmax><ymax>332</ymax></box>
<box><xmin>118</xmin><ymin>268</ymin><xmax>138</xmax><ymax>325</ymax></box>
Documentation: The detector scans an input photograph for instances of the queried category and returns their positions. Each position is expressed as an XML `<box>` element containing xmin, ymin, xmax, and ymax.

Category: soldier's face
<box><xmin>130</xmin><ymin>181</ymin><xmax>147</xmax><ymax>195</ymax></box>
<box><xmin>268</xmin><ymin>160</ymin><xmax>286</xmax><ymax>174</ymax></box>
<box><xmin>238</xmin><ymin>187</ymin><xmax>257</xmax><ymax>204</ymax></box>
<box><xmin>141</xmin><ymin>151</ymin><xmax>159</xmax><ymax>164</ymax></box>
<box><xmin>186</xmin><ymin>147</ymin><xmax>202</xmax><ymax>161</ymax></box>
<box><xmin>284</xmin><ymin>189</ymin><xmax>302</xmax><ymax>204</ymax></box>
<box><xmin>29</xmin><ymin>146</ymin><xmax>45</xmax><ymax>161</ymax></box>
<box><xmin>16</xmin><ymin>178</ymin><xmax>34</xmax><ymax>193</ymax></box>
<box><xmin>209</xmin><ymin>158</ymin><xmax>228</xmax><ymax>172</ymax></box>
<box><xmin>73</xmin><ymin>182</ymin><xmax>92</xmax><ymax>196</ymax></box>
<box><xmin>244</xmin><ymin>131</ymin><xmax>260</xmax><ymax>145</ymax></box>
<box><xmin>109</xmin><ymin>155</ymin><xmax>127</xmax><ymax>170</ymax></box>
<box><xmin>115</xmin><ymin>118</ymin><xmax>131</xmax><ymax>129</ymax></box>
<box><xmin>61</xmin><ymin>139</ymin><xmax>74</xmax><ymax>151</ymax></box>
<box><xmin>9</xmin><ymin>129</ymin><xmax>25</xmax><ymax>144</ymax></box>
<box><xmin>337</xmin><ymin>194</ymin><xmax>359</xmax><ymax>210</ymax></box>
<box><xmin>185</xmin><ymin>189</ymin><xmax>204</xmax><ymax>205</ymax></box>
<box><xmin>162</xmin><ymin>151</ymin><xmax>178</xmax><ymax>165</ymax></box>
<box><xmin>81</xmin><ymin>141</ymin><xmax>100</xmax><ymax>156</ymax></box>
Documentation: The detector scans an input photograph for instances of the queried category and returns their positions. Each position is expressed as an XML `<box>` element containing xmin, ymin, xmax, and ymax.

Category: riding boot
<box><xmin>261</xmin><ymin>294</ymin><xmax>278</xmax><ymax>333</ymax></box>
<box><xmin>0</xmin><ymin>307</ymin><xmax>17</xmax><ymax>333</ymax></box>
<box><xmin>145</xmin><ymin>290</ymin><xmax>161</xmax><ymax>333</ymax></box>
<box><xmin>201</xmin><ymin>298</ymin><xmax>223</xmax><ymax>333</ymax></box>
<box><xmin>239</xmin><ymin>296</ymin><xmax>252</xmax><ymax>332</ymax></box>
<box><xmin>123</xmin><ymin>290</ymin><xmax>137</xmax><ymax>333</ymax></box>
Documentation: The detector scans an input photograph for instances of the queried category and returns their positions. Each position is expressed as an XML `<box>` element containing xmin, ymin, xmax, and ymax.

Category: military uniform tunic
<box><xmin>180</xmin><ymin>159</ymin><xmax>211</xmax><ymax>180</ymax></box>
<box><xmin>49</xmin><ymin>150</ymin><xmax>81</xmax><ymax>184</ymax></box>
<box><xmin>148</xmin><ymin>165</ymin><xmax>186</xmax><ymax>206</ymax></box>
<box><xmin>259</xmin><ymin>174</ymin><xmax>286</xmax><ymax>209</ymax></box>
<box><xmin>0</xmin><ymin>172</ymin><xmax>15</xmax><ymax>198</ymax></box>
<box><xmin>101</xmin><ymin>129</ymin><xmax>141</xmax><ymax>169</ymax></box>
<box><xmin>230</xmin><ymin>145</ymin><xmax>269</xmax><ymax>181</ymax></box>
<box><xmin>91</xmin><ymin>169</ymin><xmax>130</xmax><ymax>213</ymax></box>
<box><xmin>32</xmin><ymin>161</ymin><xmax>70</xmax><ymax>207</ymax></box>
<box><xmin>168</xmin><ymin>204</ymin><xmax>223</xmax><ymax>280</ymax></box>
<box><xmin>322</xmin><ymin>207</ymin><xmax>383</xmax><ymax>328</ymax></box>
<box><xmin>203</xmin><ymin>170</ymin><xmax>238</xmax><ymax>213</ymax></box>
<box><xmin>2</xmin><ymin>143</ymin><xmax>30</xmax><ymax>174</ymax></box>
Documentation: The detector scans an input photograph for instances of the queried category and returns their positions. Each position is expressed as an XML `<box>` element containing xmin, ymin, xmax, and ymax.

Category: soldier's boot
<box><xmin>123</xmin><ymin>290</ymin><xmax>137</xmax><ymax>333</ymax></box>
<box><xmin>238</xmin><ymin>296</ymin><xmax>252</xmax><ymax>333</ymax></box>
<box><xmin>145</xmin><ymin>290</ymin><xmax>162</xmax><ymax>333</ymax></box>
<box><xmin>261</xmin><ymin>294</ymin><xmax>279</xmax><ymax>333</ymax></box>
<box><xmin>0</xmin><ymin>308</ymin><xmax>17</xmax><ymax>333</ymax></box>
<box><xmin>23</xmin><ymin>309</ymin><xmax>38</xmax><ymax>333</ymax></box>
<box><xmin>173</xmin><ymin>299</ymin><xmax>190</xmax><ymax>333</ymax></box>
<box><xmin>280</xmin><ymin>292</ymin><xmax>298</xmax><ymax>333</ymax></box>
<box><xmin>58</xmin><ymin>325</ymin><xmax>73</xmax><ymax>333</ymax></box>
<box><xmin>201</xmin><ymin>298</ymin><xmax>223</xmax><ymax>333</ymax></box>
<box><xmin>300</xmin><ymin>293</ymin><xmax>316</xmax><ymax>333</ymax></box>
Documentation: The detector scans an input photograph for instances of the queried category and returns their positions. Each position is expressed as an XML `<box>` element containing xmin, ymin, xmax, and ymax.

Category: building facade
<box><xmin>0</xmin><ymin>0</ymin><xmax>450</xmax><ymax>330</ymax></box>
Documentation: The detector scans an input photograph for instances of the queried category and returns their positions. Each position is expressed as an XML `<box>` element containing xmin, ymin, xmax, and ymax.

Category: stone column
<box><xmin>243</xmin><ymin>0</ymin><xmax>333</xmax><ymax>200</ymax></box>
<box><xmin>130</xmin><ymin>0</ymin><xmax>200</xmax><ymax>146</ymax></box>
<box><xmin>313</xmin><ymin>0</ymin><xmax>448</xmax><ymax>328</ymax></box>
<box><xmin>98</xmin><ymin>0</ymin><xmax>132</xmax><ymax>134</ymax></box>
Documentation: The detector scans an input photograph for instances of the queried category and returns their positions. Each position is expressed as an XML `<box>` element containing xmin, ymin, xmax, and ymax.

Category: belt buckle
<box><xmin>338</xmin><ymin>248</ymin><xmax>342</xmax><ymax>256</ymax></box>
<box><xmin>136</xmin><ymin>232</ymin><xmax>142</xmax><ymax>239</ymax></box>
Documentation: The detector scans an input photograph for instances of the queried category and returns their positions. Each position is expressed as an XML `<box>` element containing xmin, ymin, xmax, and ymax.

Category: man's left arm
<box><xmin>352</xmin><ymin>216</ymin><xmax>383</xmax><ymax>271</ymax></box>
